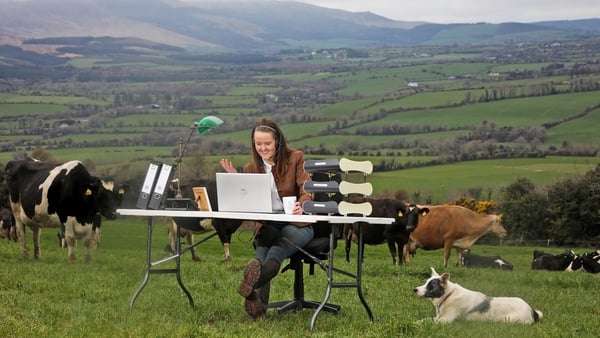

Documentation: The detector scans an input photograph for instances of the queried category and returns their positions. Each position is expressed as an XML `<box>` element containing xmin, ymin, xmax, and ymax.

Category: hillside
<box><xmin>0</xmin><ymin>0</ymin><xmax>598</xmax><ymax>54</ymax></box>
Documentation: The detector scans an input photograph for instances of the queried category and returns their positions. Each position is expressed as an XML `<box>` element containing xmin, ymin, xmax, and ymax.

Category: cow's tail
<box><xmin>343</xmin><ymin>224</ymin><xmax>352</xmax><ymax>262</ymax></box>
<box><xmin>58</xmin><ymin>223</ymin><xmax>66</xmax><ymax>248</ymax></box>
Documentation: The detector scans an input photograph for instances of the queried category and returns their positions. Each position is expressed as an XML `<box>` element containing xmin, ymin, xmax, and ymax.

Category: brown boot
<box><xmin>254</xmin><ymin>259</ymin><xmax>280</xmax><ymax>290</ymax></box>
<box><xmin>258</xmin><ymin>281</ymin><xmax>271</xmax><ymax>315</ymax></box>
<box><xmin>244</xmin><ymin>291</ymin><xmax>264</xmax><ymax>319</ymax></box>
<box><xmin>239</xmin><ymin>258</ymin><xmax>261</xmax><ymax>298</ymax></box>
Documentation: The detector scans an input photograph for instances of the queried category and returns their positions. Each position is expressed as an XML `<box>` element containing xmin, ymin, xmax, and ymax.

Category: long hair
<box><xmin>249</xmin><ymin>118</ymin><xmax>291</xmax><ymax>177</ymax></box>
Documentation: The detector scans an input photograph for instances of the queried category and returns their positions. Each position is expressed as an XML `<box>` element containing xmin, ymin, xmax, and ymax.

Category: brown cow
<box><xmin>403</xmin><ymin>205</ymin><xmax>506</xmax><ymax>267</ymax></box>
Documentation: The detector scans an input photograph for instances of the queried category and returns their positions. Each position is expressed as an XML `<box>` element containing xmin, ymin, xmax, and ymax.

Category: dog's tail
<box><xmin>532</xmin><ymin>309</ymin><xmax>543</xmax><ymax>323</ymax></box>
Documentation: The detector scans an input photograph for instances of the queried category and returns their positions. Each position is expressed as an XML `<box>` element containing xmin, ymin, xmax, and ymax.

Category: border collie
<box><xmin>414</xmin><ymin>267</ymin><xmax>542</xmax><ymax>324</ymax></box>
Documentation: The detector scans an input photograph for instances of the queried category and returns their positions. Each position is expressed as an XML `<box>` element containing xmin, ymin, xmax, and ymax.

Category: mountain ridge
<box><xmin>0</xmin><ymin>0</ymin><xmax>598</xmax><ymax>53</ymax></box>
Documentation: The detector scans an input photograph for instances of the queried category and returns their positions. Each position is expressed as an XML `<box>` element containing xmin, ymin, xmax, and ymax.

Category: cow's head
<box><xmin>101</xmin><ymin>177</ymin><xmax>128</xmax><ymax>207</ymax></box>
<box><xmin>492</xmin><ymin>214</ymin><xmax>507</xmax><ymax>238</ymax></box>
<box><xmin>84</xmin><ymin>178</ymin><xmax>118</xmax><ymax>220</ymax></box>
<box><xmin>400</xmin><ymin>204</ymin><xmax>429</xmax><ymax>232</ymax></box>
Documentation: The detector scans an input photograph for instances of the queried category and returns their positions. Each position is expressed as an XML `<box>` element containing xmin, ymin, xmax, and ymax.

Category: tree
<box><xmin>546</xmin><ymin>164</ymin><xmax>600</xmax><ymax>244</ymax></box>
<box><xmin>500</xmin><ymin>177</ymin><xmax>549</xmax><ymax>241</ymax></box>
<box><xmin>30</xmin><ymin>148</ymin><xmax>56</xmax><ymax>162</ymax></box>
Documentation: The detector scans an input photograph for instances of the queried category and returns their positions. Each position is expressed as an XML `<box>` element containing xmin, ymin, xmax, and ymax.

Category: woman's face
<box><xmin>253</xmin><ymin>130</ymin><xmax>277</xmax><ymax>163</ymax></box>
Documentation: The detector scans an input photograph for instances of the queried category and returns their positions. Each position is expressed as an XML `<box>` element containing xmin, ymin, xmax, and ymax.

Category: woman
<box><xmin>220</xmin><ymin>118</ymin><xmax>313</xmax><ymax>319</ymax></box>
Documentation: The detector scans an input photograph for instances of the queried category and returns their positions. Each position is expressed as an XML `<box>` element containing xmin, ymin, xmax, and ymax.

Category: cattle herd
<box><xmin>2</xmin><ymin>158</ymin><xmax>600</xmax><ymax>278</ymax></box>
<box><xmin>532</xmin><ymin>249</ymin><xmax>600</xmax><ymax>273</ymax></box>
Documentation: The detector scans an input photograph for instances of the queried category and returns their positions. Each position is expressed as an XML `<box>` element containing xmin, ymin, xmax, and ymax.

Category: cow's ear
<box><xmin>397</xmin><ymin>210</ymin><xmax>403</xmax><ymax>217</ymax></box>
<box><xmin>421</xmin><ymin>208</ymin><xmax>430</xmax><ymax>216</ymax></box>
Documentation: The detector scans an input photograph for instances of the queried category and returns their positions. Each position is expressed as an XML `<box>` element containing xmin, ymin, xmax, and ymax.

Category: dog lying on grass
<box><xmin>414</xmin><ymin>267</ymin><xmax>543</xmax><ymax>324</ymax></box>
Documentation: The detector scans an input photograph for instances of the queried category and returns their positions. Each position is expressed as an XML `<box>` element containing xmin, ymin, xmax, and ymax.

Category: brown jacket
<box><xmin>243</xmin><ymin>150</ymin><xmax>312</xmax><ymax>226</ymax></box>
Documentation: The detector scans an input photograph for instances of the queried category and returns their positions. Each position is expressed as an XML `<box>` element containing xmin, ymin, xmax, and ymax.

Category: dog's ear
<box><xmin>430</xmin><ymin>267</ymin><xmax>439</xmax><ymax>277</ymax></box>
<box><xmin>440</xmin><ymin>272</ymin><xmax>450</xmax><ymax>285</ymax></box>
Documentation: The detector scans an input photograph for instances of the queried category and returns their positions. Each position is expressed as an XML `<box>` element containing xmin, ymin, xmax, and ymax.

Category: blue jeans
<box><xmin>255</xmin><ymin>222</ymin><xmax>314</xmax><ymax>264</ymax></box>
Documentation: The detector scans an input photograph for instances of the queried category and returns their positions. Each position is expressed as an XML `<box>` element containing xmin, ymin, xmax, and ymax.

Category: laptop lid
<box><xmin>216</xmin><ymin>173</ymin><xmax>274</xmax><ymax>213</ymax></box>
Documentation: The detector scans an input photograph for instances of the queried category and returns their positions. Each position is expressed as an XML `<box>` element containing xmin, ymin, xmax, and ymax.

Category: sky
<box><xmin>182</xmin><ymin>0</ymin><xmax>600</xmax><ymax>24</ymax></box>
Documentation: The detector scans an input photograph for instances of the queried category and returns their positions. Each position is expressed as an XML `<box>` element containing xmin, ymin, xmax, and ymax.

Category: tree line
<box><xmin>423</xmin><ymin>165</ymin><xmax>600</xmax><ymax>247</ymax></box>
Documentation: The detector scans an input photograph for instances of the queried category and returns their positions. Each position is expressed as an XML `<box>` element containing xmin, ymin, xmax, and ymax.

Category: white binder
<box><xmin>136</xmin><ymin>162</ymin><xmax>161</xmax><ymax>209</ymax></box>
<box><xmin>148</xmin><ymin>163</ymin><xmax>173</xmax><ymax>209</ymax></box>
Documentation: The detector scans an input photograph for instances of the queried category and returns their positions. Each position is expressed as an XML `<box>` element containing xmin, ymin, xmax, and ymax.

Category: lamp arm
<box><xmin>173</xmin><ymin>125</ymin><xmax>196</xmax><ymax>196</ymax></box>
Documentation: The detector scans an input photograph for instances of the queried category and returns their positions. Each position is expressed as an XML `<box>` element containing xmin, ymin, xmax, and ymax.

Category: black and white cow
<box><xmin>6</xmin><ymin>159</ymin><xmax>118</xmax><ymax>262</ymax></box>
<box><xmin>531</xmin><ymin>249</ymin><xmax>579</xmax><ymax>271</ymax></box>
<box><xmin>461</xmin><ymin>250</ymin><xmax>514</xmax><ymax>270</ymax></box>
<box><xmin>344</xmin><ymin>199</ymin><xmax>429</xmax><ymax>265</ymax></box>
<box><xmin>581</xmin><ymin>250</ymin><xmax>600</xmax><ymax>273</ymax></box>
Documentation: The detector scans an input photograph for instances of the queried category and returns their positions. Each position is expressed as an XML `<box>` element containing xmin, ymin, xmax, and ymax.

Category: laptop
<box><xmin>216</xmin><ymin>173</ymin><xmax>276</xmax><ymax>213</ymax></box>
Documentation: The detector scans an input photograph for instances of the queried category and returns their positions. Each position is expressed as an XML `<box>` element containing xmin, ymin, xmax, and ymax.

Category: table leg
<box><xmin>175</xmin><ymin>218</ymin><xmax>194</xmax><ymax>309</ymax></box>
<box><xmin>129</xmin><ymin>216</ymin><xmax>154</xmax><ymax>308</ymax></box>
<box><xmin>356</xmin><ymin>222</ymin><xmax>374</xmax><ymax>321</ymax></box>
<box><xmin>129</xmin><ymin>216</ymin><xmax>195</xmax><ymax>309</ymax></box>
<box><xmin>310</xmin><ymin>223</ymin><xmax>336</xmax><ymax>331</ymax></box>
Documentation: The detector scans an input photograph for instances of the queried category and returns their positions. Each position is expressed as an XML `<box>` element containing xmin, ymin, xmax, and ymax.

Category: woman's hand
<box><xmin>292</xmin><ymin>202</ymin><xmax>302</xmax><ymax>215</ymax></box>
<box><xmin>220</xmin><ymin>158</ymin><xmax>238</xmax><ymax>173</ymax></box>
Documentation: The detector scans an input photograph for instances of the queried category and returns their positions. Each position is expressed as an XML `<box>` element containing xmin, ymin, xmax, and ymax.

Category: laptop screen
<box><xmin>215</xmin><ymin>173</ymin><xmax>275</xmax><ymax>213</ymax></box>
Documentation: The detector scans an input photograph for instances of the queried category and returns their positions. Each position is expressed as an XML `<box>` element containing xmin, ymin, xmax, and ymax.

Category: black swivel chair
<box><xmin>266</xmin><ymin>219</ymin><xmax>342</xmax><ymax>314</ymax></box>
<box><xmin>267</xmin><ymin>158</ymin><xmax>374</xmax><ymax>331</ymax></box>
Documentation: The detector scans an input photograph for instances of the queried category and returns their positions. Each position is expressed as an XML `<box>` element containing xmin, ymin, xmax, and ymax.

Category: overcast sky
<box><xmin>294</xmin><ymin>0</ymin><xmax>600</xmax><ymax>23</ymax></box>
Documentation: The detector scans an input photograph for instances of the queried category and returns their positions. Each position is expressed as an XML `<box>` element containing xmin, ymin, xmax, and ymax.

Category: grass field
<box><xmin>1</xmin><ymin>217</ymin><xmax>599</xmax><ymax>337</ymax></box>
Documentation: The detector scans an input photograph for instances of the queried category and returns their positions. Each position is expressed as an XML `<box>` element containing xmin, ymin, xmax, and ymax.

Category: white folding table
<box><xmin>117</xmin><ymin>208</ymin><xmax>393</xmax><ymax>330</ymax></box>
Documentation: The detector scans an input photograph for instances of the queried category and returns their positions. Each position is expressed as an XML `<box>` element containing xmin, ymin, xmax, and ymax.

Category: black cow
<box><xmin>6</xmin><ymin>159</ymin><xmax>118</xmax><ymax>262</ymax></box>
<box><xmin>1</xmin><ymin>207</ymin><xmax>16</xmax><ymax>242</ymax></box>
<box><xmin>461</xmin><ymin>250</ymin><xmax>514</xmax><ymax>270</ymax></box>
<box><xmin>344</xmin><ymin>198</ymin><xmax>428</xmax><ymax>265</ymax></box>
<box><xmin>531</xmin><ymin>249</ymin><xmax>579</xmax><ymax>271</ymax></box>
<box><xmin>165</xmin><ymin>178</ymin><xmax>243</xmax><ymax>261</ymax></box>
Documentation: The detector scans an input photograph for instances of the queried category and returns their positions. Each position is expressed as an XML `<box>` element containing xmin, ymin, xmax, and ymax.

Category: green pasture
<box><xmin>0</xmin><ymin>103</ymin><xmax>70</xmax><ymax>117</ymax></box>
<box><xmin>315</xmin><ymin>98</ymin><xmax>380</xmax><ymax>118</ymax></box>
<box><xmin>0</xmin><ymin>146</ymin><xmax>175</xmax><ymax>168</ymax></box>
<box><xmin>227</xmin><ymin>84</ymin><xmax>282</xmax><ymax>96</ymax></box>
<box><xmin>356</xmin><ymin>91</ymin><xmax>600</xmax><ymax>130</ymax></box>
<box><xmin>545</xmin><ymin>106</ymin><xmax>600</xmax><ymax>146</ymax></box>
<box><xmin>371</xmin><ymin>156</ymin><xmax>600</xmax><ymax>203</ymax></box>
<box><xmin>1</xmin><ymin>217</ymin><xmax>598</xmax><ymax>337</ymax></box>
<box><xmin>330</xmin><ymin>62</ymin><xmax>491</xmax><ymax>97</ymax></box>
<box><xmin>258</xmin><ymin>71</ymin><xmax>333</xmax><ymax>82</ymax></box>
<box><xmin>290</xmin><ymin>132</ymin><xmax>468</xmax><ymax>151</ymax></box>
<box><xmin>106</xmin><ymin>113</ymin><xmax>203</xmax><ymax>128</ymax></box>
<box><xmin>490</xmin><ymin>62</ymin><xmax>578</xmax><ymax>73</ymax></box>
<box><xmin>0</xmin><ymin>93</ymin><xmax>107</xmax><ymax>106</ymax></box>
<box><xmin>68</xmin><ymin>58</ymin><xmax>114</xmax><ymax>68</ymax></box>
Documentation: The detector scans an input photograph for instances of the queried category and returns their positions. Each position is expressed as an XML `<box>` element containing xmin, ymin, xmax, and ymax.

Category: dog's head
<box><xmin>414</xmin><ymin>267</ymin><xmax>450</xmax><ymax>299</ymax></box>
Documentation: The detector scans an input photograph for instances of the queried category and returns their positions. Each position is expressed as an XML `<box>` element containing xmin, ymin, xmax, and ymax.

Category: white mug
<box><xmin>282</xmin><ymin>196</ymin><xmax>297</xmax><ymax>214</ymax></box>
